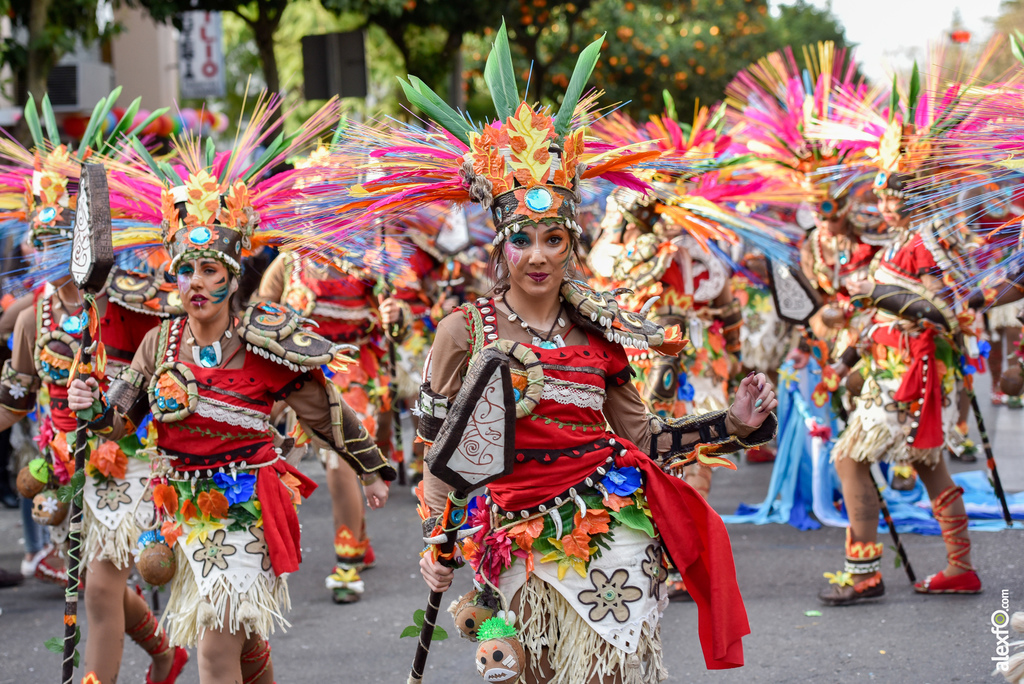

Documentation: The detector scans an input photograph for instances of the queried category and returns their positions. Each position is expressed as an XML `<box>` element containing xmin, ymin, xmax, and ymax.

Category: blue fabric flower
<box><xmin>977</xmin><ymin>340</ymin><xmax>991</xmax><ymax>359</ymax></box>
<box><xmin>677</xmin><ymin>372</ymin><xmax>695</xmax><ymax>402</ymax></box>
<box><xmin>601</xmin><ymin>467</ymin><xmax>642</xmax><ymax>496</ymax></box>
<box><xmin>213</xmin><ymin>472</ymin><xmax>257</xmax><ymax>506</ymax></box>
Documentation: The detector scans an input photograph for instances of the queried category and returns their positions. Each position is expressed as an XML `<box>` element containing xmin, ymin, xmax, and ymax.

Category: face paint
<box><xmin>177</xmin><ymin>266</ymin><xmax>194</xmax><ymax>297</ymax></box>
<box><xmin>210</xmin><ymin>277</ymin><xmax>230</xmax><ymax>304</ymax></box>
<box><xmin>503</xmin><ymin>239</ymin><xmax>524</xmax><ymax>267</ymax></box>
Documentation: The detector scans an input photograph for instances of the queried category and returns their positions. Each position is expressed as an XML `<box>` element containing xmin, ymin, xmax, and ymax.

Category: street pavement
<box><xmin>0</xmin><ymin>372</ymin><xmax>1021</xmax><ymax>684</ymax></box>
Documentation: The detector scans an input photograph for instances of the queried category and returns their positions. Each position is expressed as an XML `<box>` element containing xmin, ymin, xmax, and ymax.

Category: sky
<box><xmin>786</xmin><ymin>0</ymin><xmax>1007</xmax><ymax>81</ymax></box>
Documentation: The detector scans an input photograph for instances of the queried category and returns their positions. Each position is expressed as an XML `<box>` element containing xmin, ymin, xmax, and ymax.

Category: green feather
<box><xmin>104</xmin><ymin>98</ymin><xmax>141</xmax><ymax>154</ymax></box>
<box><xmin>159</xmin><ymin>161</ymin><xmax>184</xmax><ymax>186</ymax></box>
<box><xmin>241</xmin><ymin>132</ymin><xmax>286</xmax><ymax>183</ymax></box>
<box><xmin>399</xmin><ymin>76</ymin><xmax>474</xmax><ymax>145</ymax></box>
<box><xmin>331</xmin><ymin>114</ymin><xmax>348</xmax><ymax>147</ymax></box>
<box><xmin>130</xmin><ymin>138</ymin><xmax>166</xmax><ymax>183</ymax></box>
<box><xmin>79</xmin><ymin>97</ymin><xmax>110</xmax><ymax>158</ymax></box>
<box><xmin>907</xmin><ymin>62</ymin><xmax>920</xmax><ymax>124</ymax></box>
<box><xmin>887</xmin><ymin>75</ymin><xmax>900</xmax><ymax>124</ymax></box>
<box><xmin>205</xmin><ymin>137</ymin><xmax>217</xmax><ymax>172</ymax></box>
<box><xmin>125</xmin><ymin>107</ymin><xmax>167</xmax><ymax>140</ymax></box>
<box><xmin>40</xmin><ymin>95</ymin><xmax>60</xmax><ymax>148</ymax></box>
<box><xmin>88</xmin><ymin>87</ymin><xmax>122</xmax><ymax>151</ymax></box>
<box><xmin>553</xmin><ymin>32</ymin><xmax>604</xmax><ymax>137</ymax></box>
<box><xmin>23</xmin><ymin>95</ymin><xmax>45</xmax><ymax>150</ymax></box>
<box><xmin>662</xmin><ymin>90</ymin><xmax>678</xmax><ymax>122</ymax></box>
<box><xmin>1014</xmin><ymin>32</ymin><xmax>1024</xmax><ymax>65</ymax></box>
<box><xmin>484</xmin><ymin>20</ymin><xmax>520</xmax><ymax>123</ymax></box>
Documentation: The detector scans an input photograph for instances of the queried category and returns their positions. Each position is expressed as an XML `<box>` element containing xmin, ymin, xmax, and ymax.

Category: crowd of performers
<box><xmin>1</xmin><ymin>23</ymin><xmax>1024</xmax><ymax>684</ymax></box>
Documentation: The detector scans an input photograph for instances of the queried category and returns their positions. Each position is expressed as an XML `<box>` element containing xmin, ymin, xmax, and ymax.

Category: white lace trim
<box><xmin>196</xmin><ymin>397</ymin><xmax>271</xmax><ymax>432</ymax></box>
<box><xmin>313</xmin><ymin>303</ymin><xmax>376</xmax><ymax>321</ymax></box>
<box><xmin>541</xmin><ymin>379</ymin><xmax>605</xmax><ymax>411</ymax></box>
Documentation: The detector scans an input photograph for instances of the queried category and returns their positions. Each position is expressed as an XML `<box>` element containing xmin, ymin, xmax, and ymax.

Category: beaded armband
<box><xmin>415</xmin><ymin>384</ymin><xmax>450</xmax><ymax>443</ymax></box>
<box><xmin>867</xmin><ymin>282</ymin><xmax>957</xmax><ymax>331</ymax></box>
<box><xmin>0</xmin><ymin>360</ymin><xmax>40</xmax><ymax>413</ymax></box>
<box><xmin>92</xmin><ymin>367</ymin><xmax>148</xmax><ymax>434</ymax></box>
<box><xmin>649</xmin><ymin>408</ymin><xmax>778</xmax><ymax>470</ymax></box>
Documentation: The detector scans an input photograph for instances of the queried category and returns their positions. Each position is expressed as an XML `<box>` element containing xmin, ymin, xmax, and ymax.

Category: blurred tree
<box><xmin>0</xmin><ymin>0</ymin><xmax>119</xmax><ymax>106</ymax></box>
<box><xmin>461</xmin><ymin>0</ymin><xmax>850</xmax><ymax>120</ymax></box>
<box><xmin>320</xmin><ymin>0</ymin><xmax>506</xmax><ymax>108</ymax></box>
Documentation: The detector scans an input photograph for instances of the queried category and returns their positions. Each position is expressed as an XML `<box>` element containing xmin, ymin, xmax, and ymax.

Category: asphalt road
<box><xmin>1</xmin><ymin>373</ymin><xmax>1021</xmax><ymax>684</ymax></box>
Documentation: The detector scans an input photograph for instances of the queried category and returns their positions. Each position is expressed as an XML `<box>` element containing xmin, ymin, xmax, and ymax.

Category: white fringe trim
<box><xmin>516</xmin><ymin>575</ymin><xmax>667</xmax><ymax>684</ymax></box>
<box><xmin>83</xmin><ymin>501</ymin><xmax>137</xmax><ymax>570</ymax></box>
<box><xmin>161</xmin><ymin>545</ymin><xmax>291</xmax><ymax>648</ymax></box>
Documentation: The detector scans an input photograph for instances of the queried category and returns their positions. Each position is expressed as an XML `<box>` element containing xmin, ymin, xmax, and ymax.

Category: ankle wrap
<box><xmin>126</xmin><ymin>610</ymin><xmax>170</xmax><ymax>657</ymax></box>
<box><xmin>241</xmin><ymin>638</ymin><xmax>272</xmax><ymax>684</ymax></box>
<box><xmin>933</xmin><ymin>485</ymin><xmax>973</xmax><ymax>571</ymax></box>
<box><xmin>334</xmin><ymin>525</ymin><xmax>369</xmax><ymax>565</ymax></box>
<box><xmin>844</xmin><ymin>529</ymin><xmax>883</xmax><ymax>574</ymax></box>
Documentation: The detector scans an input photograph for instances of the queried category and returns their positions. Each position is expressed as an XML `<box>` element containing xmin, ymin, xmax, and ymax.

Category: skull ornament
<box><xmin>32</xmin><ymin>490</ymin><xmax>69</xmax><ymax>526</ymax></box>
<box><xmin>475</xmin><ymin>636</ymin><xmax>525</xmax><ymax>683</ymax></box>
<box><xmin>450</xmin><ymin>589</ymin><xmax>494</xmax><ymax>641</ymax></box>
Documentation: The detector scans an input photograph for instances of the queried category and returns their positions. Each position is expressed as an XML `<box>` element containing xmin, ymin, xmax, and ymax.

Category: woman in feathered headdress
<box><xmin>336</xmin><ymin>21</ymin><xmax>778</xmax><ymax>682</ymax></box>
<box><xmin>67</xmin><ymin>94</ymin><xmax>397</xmax><ymax>684</ymax></box>
<box><xmin>0</xmin><ymin>90</ymin><xmax>195</xmax><ymax>684</ymax></box>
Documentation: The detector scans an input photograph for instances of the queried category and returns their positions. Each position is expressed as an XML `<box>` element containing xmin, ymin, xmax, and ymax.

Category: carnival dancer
<box><xmin>258</xmin><ymin>246</ymin><xmax>408</xmax><ymax>604</ymax></box>
<box><xmin>67</xmin><ymin>95</ymin><xmax>396</xmax><ymax>684</ymax></box>
<box><xmin>0</xmin><ymin>92</ymin><xmax>195</xmax><ymax>683</ymax></box>
<box><xmin>333</xmin><ymin>22</ymin><xmax>778</xmax><ymax>682</ymax></box>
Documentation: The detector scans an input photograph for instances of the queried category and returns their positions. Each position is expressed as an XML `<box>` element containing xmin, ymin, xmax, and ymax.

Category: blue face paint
<box><xmin>210</xmin><ymin>277</ymin><xmax>230</xmax><ymax>304</ymax></box>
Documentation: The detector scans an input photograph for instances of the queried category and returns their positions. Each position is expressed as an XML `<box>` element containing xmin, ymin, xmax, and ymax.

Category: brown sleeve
<box><xmin>604</xmin><ymin>380</ymin><xmax>654</xmax><ymax>454</ymax></box>
<box><xmin>0</xmin><ymin>293</ymin><xmax>34</xmax><ymax>339</ymax></box>
<box><xmin>0</xmin><ymin>304</ymin><xmax>40</xmax><ymax>430</ymax></box>
<box><xmin>255</xmin><ymin>254</ymin><xmax>287</xmax><ymax>303</ymax></box>
<box><xmin>422</xmin><ymin>311</ymin><xmax>472</xmax><ymax>515</ymax></box>
<box><xmin>285</xmin><ymin>373</ymin><xmax>396</xmax><ymax>479</ymax></box>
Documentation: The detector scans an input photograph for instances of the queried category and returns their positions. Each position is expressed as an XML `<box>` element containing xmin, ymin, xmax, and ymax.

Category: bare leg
<box><xmin>196</xmin><ymin>623</ymin><xmax>245</xmax><ymax>684</ymax></box>
<box><xmin>834</xmin><ymin>456</ymin><xmax>880</xmax><ymax>548</ymax></box>
<box><xmin>325</xmin><ymin>458</ymin><xmax>365</xmax><ymax>536</ymax></box>
<box><xmin>124</xmin><ymin>583</ymin><xmax>175</xmax><ymax>681</ymax></box>
<box><xmin>240</xmin><ymin>635</ymin><xmax>274</xmax><ymax>684</ymax></box>
<box><xmin>83</xmin><ymin>560</ymin><xmax>129</xmax><ymax>684</ymax></box>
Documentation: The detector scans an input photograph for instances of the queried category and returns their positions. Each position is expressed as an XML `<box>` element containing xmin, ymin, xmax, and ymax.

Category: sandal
<box><xmin>146</xmin><ymin>646</ymin><xmax>189</xmax><ymax>684</ymax></box>
<box><xmin>914</xmin><ymin>569</ymin><xmax>982</xmax><ymax>594</ymax></box>
<box><xmin>818</xmin><ymin>571</ymin><xmax>885</xmax><ymax>606</ymax></box>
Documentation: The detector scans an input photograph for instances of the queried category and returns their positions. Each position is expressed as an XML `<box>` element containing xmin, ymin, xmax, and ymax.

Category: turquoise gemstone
<box><xmin>62</xmin><ymin>314</ymin><xmax>85</xmax><ymax>335</ymax></box>
<box><xmin>189</xmin><ymin>226</ymin><xmax>213</xmax><ymax>245</ymax></box>
<box><xmin>39</xmin><ymin>207</ymin><xmax>57</xmax><ymax>223</ymax></box>
<box><xmin>198</xmin><ymin>345</ymin><xmax>218</xmax><ymax>368</ymax></box>
<box><xmin>524</xmin><ymin>186</ymin><xmax>552</xmax><ymax>212</ymax></box>
<box><xmin>538</xmin><ymin>340</ymin><xmax>557</xmax><ymax>350</ymax></box>
<box><xmin>513</xmin><ymin>388</ymin><xmax>521</xmax><ymax>402</ymax></box>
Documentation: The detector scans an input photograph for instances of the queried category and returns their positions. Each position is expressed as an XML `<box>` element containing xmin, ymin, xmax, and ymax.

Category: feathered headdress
<box><xmin>121</xmin><ymin>94</ymin><xmax>344</xmax><ymax>276</ymax></box>
<box><xmin>331</xmin><ymin>21</ymin><xmax>667</xmax><ymax>246</ymax></box>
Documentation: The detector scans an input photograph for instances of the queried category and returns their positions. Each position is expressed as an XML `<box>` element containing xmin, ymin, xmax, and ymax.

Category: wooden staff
<box><xmin>968</xmin><ymin>390</ymin><xmax>1014</xmax><ymax>526</ymax></box>
<box><xmin>62</xmin><ymin>163</ymin><xmax>114</xmax><ymax>684</ymax></box>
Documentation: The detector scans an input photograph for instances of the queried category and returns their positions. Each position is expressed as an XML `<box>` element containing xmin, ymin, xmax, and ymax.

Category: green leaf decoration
<box><xmin>23</xmin><ymin>94</ymin><xmax>46</xmax><ymax>150</ymax></box>
<box><xmin>399</xmin><ymin>76</ymin><xmax>474</xmax><ymax>146</ymax></box>
<box><xmin>553</xmin><ymin>32</ymin><xmax>605</xmax><ymax>137</ymax></box>
<box><xmin>29</xmin><ymin>458</ymin><xmax>51</xmax><ymax>483</ymax></box>
<box><xmin>41</xmin><ymin>95</ymin><xmax>61</xmax><ymax>147</ymax></box>
<box><xmin>125</xmin><ymin>107</ymin><xmax>168</xmax><ymax>141</ymax></box>
<box><xmin>399</xmin><ymin>625</ymin><xmax>421</xmax><ymax>639</ymax></box>
<box><xmin>484</xmin><ymin>20</ymin><xmax>520</xmax><ymax>123</ymax></box>
<box><xmin>44</xmin><ymin>636</ymin><xmax>62</xmax><ymax>653</ymax></box>
<box><xmin>205</xmin><ymin>136</ymin><xmax>217</xmax><ymax>171</ymax></box>
<box><xmin>241</xmin><ymin>132</ymin><xmax>287</xmax><ymax>183</ymax></box>
<box><xmin>131</xmin><ymin>138</ymin><xmax>166</xmax><ymax>183</ymax></box>
<box><xmin>413</xmin><ymin>608</ymin><xmax>425</xmax><ymax>627</ymax></box>
<box><xmin>1014</xmin><ymin>32</ymin><xmax>1024</xmax><ymax>65</ymax></box>
<box><xmin>158</xmin><ymin>161</ymin><xmax>185</xmax><ymax>186</ymax></box>
<box><xmin>105</xmin><ymin>97</ymin><xmax>141</xmax><ymax>153</ymax></box>
<box><xmin>906</xmin><ymin>62</ymin><xmax>920</xmax><ymax>124</ymax></box>
<box><xmin>887</xmin><ymin>75</ymin><xmax>900</xmax><ymax>124</ymax></box>
<box><xmin>889</xmin><ymin>545</ymin><xmax>902</xmax><ymax>568</ymax></box>
<box><xmin>662</xmin><ymin>90</ymin><xmax>678</xmax><ymax>122</ymax></box>
<box><xmin>610</xmin><ymin>505</ymin><xmax>655</xmax><ymax>537</ymax></box>
<box><xmin>80</xmin><ymin>96</ymin><xmax>112</xmax><ymax>158</ymax></box>
<box><xmin>117</xmin><ymin>435</ymin><xmax>140</xmax><ymax>459</ymax></box>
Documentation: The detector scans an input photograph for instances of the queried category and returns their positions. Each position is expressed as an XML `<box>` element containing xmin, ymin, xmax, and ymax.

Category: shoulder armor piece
<box><xmin>106</xmin><ymin>268</ymin><xmax>184</xmax><ymax>317</ymax></box>
<box><xmin>560</xmin><ymin>279</ymin><xmax>665</xmax><ymax>351</ymax></box>
<box><xmin>239</xmin><ymin>302</ymin><xmax>338</xmax><ymax>372</ymax></box>
<box><xmin>611</xmin><ymin>233</ymin><xmax>674</xmax><ymax>290</ymax></box>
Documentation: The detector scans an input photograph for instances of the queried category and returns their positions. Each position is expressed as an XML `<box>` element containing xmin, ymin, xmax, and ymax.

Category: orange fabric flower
<box><xmin>179</xmin><ymin>499</ymin><xmax>198</xmax><ymax>522</ymax></box>
<box><xmin>509</xmin><ymin>518</ymin><xmax>544</xmax><ymax>552</ymax></box>
<box><xmin>196</xmin><ymin>490</ymin><xmax>230</xmax><ymax>519</ymax></box>
<box><xmin>161</xmin><ymin>520</ymin><xmax>183</xmax><ymax>547</ymax></box>
<box><xmin>152</xmin><ymin>484</ymin><xmax>179</xmax><ymax>516</ymax></box>
<box><xmin>281</xmin><ymin>472</ymin><xmax>304</xmax><ymax>507</ymax></box>
<box><xmin>560</xmin><ymin>527</ymin><xmax>593</xmax><ymax>561</ymax></box>
<box><xmin>342</xmin><ymin>386</ymin><xmax>369</xmax><ymax>415</ymax></box>
<box><xmin>574</xmin><ymin>509</ymin><xmax>611</xmax><ymax>536</ymax></box>
<box><xmin>89</xmin><ymin>441</ymin><xmax>128</xmax><ymax>479</ymax></box>
<box><xmin>603</xmin><ymin>493</ymin><xmax>633</xmax><ymax>511</ymax></box>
